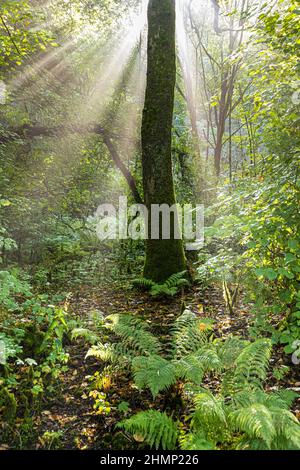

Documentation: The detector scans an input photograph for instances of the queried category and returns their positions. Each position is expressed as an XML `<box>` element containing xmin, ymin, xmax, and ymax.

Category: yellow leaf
<box><xmin>133</xmin><ymin>433</ymin><xmax>145</xmax><ymax>443</ymax></box>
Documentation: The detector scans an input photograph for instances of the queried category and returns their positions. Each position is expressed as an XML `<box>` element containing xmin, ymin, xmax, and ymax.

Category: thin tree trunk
<box><xmin>228</xmin><ymin>100</ymin><xmax>233</xmax><ymax>181</ymax></box>
<box><xmin>141</xmin><ymin>0</ymin><xmax>186</xmax><ymax>282</ymax></box>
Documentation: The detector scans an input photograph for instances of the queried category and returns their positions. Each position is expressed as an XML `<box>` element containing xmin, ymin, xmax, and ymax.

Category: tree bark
<box><xmin>141</xmin><ymin>0</ymin><xmax>186</xmax><ymax>282</ymax></box>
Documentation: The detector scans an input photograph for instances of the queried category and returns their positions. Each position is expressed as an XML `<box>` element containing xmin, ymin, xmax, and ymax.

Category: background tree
<box><xmin>142</xmin><ymin>0</ymin><xmax>186</xmax><ymax>282</ymax></box>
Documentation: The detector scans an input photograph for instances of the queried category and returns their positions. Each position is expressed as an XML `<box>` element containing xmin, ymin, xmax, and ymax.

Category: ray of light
<box><xmin>77</xmin><ymin>0</ymin><xmax>148</xmax><ymax>125</ymax></box>
<box><xmin>176</xmin><ymin>0</ymin><xmax>201</xmax><ymax>150</ymax></box>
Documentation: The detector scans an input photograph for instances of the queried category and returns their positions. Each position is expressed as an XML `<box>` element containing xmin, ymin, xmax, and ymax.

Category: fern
<box><xmin>85</xmin><ymin>310</ymin><xmax>300</xmax><ymax>451</ymax></box>
<box><xmin>105</xmin><ymin>314</ymin><xmax>161</xmax><ymax>356</ymax></box>
<box><xmin>229</xmin><ymin>404</ymin><xmax>276</xmax><ymax>448</ymax></box>
<box><xmin>85</xmin><ymin>342</ymin><xmax>135</xmax><ymax>364</ymax></box>
<box><xmin>164</xmin><ymin>271</ymin><xmax>189</xmax><ymax>289</ymax></box>
<box><xmin>271</xmin><ymin>408</ymin><xmax>300</xmax><ymax>449</ymax></box>
<box><xmin>228</xmin><ymin>396</ymin><xmax>300</xmax><ymax>450</ymax></box>
<box><xmin>133</xmin><ymin>278</ymin><xmax>155</xmax><ymax>289</ymax></box>
<box><xmin>171</xmin><ymin>309</ymin><xmax>207</xmax><ymax>358</ymax></box>
<box><xmin>236</xmin><ymin>409</ymin><xmax>300</xmax><ymax>450</ymax></box>
<box><xmin>117</xmin><ymin>410</ymin><xmax>178</xmax><ymax>450</ymax></box>
<box><xmin>192</xmin><ymin>390</ymin><xmax>227</xmax><ymax>433</ymax></box>
<box><xmin>226</xmin><ymin>338</ymin><xmax>272</xmax><ymax>394</ymax></box>
<box><xmin>217</xmin><ymin>336</ymin><xmax>249</xmax><ymax>368</ymax></box>
<box><xmin>175</xmin><ymin>346</ymin><xmax>222</xmax><ymax>386</ymax></box>
<box><xmin>195</xmin><ymin>345</ymin><xmax>223</xmax><ymax>372</ymax></box>
<box><xmin>71</xmin><ymin>328</ymin><xmax>100</xmax><ymax>345</ymax></box>
<box><xmin>180</xmin><ymin>431</ymin><xmax>215</xmax><ymax>450</ymax></box>
<box><xmin>150</xmin><ymin>285</ymin><xmax>178</xmax><ymax>297</ymax></box>
<box><xmin>132</xmin><ymin>355</ymin><xmax>177</xmax><ymax>398</ymax></box>
<box><xmin>175</xmin><ymin>354</ymin><xmax>205</xmax><ymax>384</ymax></box>
<box><xmin>232</xmin><ymin>389</ymin><xmax>298</xmax><ymax>410</ymax></box>
<box><xmin>133</xmin><ymin>271</ymin><xmax>189</xmax><ymax>298</ymax></box>
<box><xmin>266</xmin><ymin>389</ymin><xmax>299</xmax><ymax>410</ymax></box>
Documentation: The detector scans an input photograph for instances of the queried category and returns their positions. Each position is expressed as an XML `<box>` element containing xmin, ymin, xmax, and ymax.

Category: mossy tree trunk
<box><xmin>142</xmin><ymin>0</ymin><xmax>186</xmax><ymax>282</ymax></box>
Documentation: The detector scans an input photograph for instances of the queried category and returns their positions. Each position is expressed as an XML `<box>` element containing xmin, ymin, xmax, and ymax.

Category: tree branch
<box><xmin>0</xmin><ymin>123</ymin><xmax>143</xmax><ymax>204</ymax></box>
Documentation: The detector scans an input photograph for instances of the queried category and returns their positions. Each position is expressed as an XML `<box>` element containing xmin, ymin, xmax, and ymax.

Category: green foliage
<box><xmin>85</xmin><ymin>309</ymin><xmax>299</xmax><ymax>450</ymax></box>
<box><xmin>133</xmin><ymin>271</ymin><xmax>189</xmax><ymax>297</ymax></box>
<box><xmin>201</xmin><ymin>154</ymin><xmax>300</xmax><ymax>356</ymax></box>
<box><xmin>132</xmin><ymin>355</ymin><xmax>177</xmax><ymax>399</ymax></box>
<box><xmin>179</xmin><ymin>431</ymin><xmax>215</xmax><ymax>451</ymax></box>
<box><xmin>171</xmin><ymin>309</ymin><xmax>209</xmax><ymax>358</ymax></box>
<box><xmin>0</xmin><ymin>271</ymin><xmax>70</xmax><ymax>445</ymax></box>
<box><xmin>117</xmin><ymin>410</ymin><xmax>178</xmax><ymax>450</ymax></box>
<box><xmin>0</xmin><ymin>270</ymin><xmax>31</xmax><ymax>311</ymax></box>
<box><xmin>85</xmin><ymin>313</ymin><xmax>162</xmax><ymax>366</ymax></box>
<box><xmin>230</xmin><ymin>339</ymin><xmax>272</xmax><ymax>392</ymax></box>
<box><xmin>105</xmin><ymin>314</ymin><xmax>162</xmax><ymax>356</ymax></box>
<box><xmin>0</xmin><ymin>0</ymin><xmax>54</xmax><ymax>70</ymax></box>
<box><xmin>119</xmin><ymin>331</ymin><xmax>299</xmax><ymax>449</ymax></box>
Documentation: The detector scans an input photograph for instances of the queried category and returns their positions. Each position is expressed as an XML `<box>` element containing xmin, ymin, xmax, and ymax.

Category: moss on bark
<box><xmin>141</xmin><ymin>0</ymin><xmax>186</xmax><ymax>282</ymax></box>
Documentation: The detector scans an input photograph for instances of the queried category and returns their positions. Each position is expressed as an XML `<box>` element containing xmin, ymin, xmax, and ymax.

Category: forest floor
<box><xmin>29</xmin><ymin>284</ymin><xmax>300</xmax><ymax>450</ymax></box>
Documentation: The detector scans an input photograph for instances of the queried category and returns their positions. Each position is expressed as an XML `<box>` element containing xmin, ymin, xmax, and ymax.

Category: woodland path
<box><xmin>33</xmin><ymin>285</ymin><xmax>299</xmax><ymax>450</ymax></box>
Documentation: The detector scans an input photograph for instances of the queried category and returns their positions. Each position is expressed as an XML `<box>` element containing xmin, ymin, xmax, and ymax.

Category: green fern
<box><xmin>175</xmin><ymin>345</ymin><xmax>222</xmax><ymax>385</ymax></box>
<box><xmin>71</xmin><ymin>328</ymin><xmax>100</xmax><ymax>345</ymax></box>
<box><xmin>229</xmin><ymin>403</ymin><xmax>276</xmax><ymax>448</ymax></box>
<box><xmin>180</xmin><ymin>431</ymin><xmax>215</xmax><ymax>450</ymax></box>
<box><xmin>85</xmin><ymin>310</ymin><xmax>300</xmax><ymax>450</ymax></box>
<box><xmin>226</xmin><ymin>338</ymin><xmax>272</xmax><ymax>394</ymax></box>
<box><xmin>217</xmin><ymin>336</ymin><xmax>249</xmax><ymax>368</ymax></box>
<box><xmin>192</xmin><ymin>390</ymin><xmax>227</xmax><ymax>433</ymax></box>
<box><xmin>174</xmin><ymin>354</ymin><xmax>205</xmax><ymax>384</ymax></box>
<box><xmin>132</xmin><ymin>278</ymin><xmax>155</xmax><ymax>289</ymax></box>
<box><xmin>132</xmin><ymin>355</ymin><xmax>177</xmax><ymax>398</ymax></box>
<box><xmin>117</xmin><ymin>410</ymin><xmax>178</xmax><ymax>450</ymax></box>
<box><xmin>236</xmin><ymin>408</ymin><xmax>300</xmax><ymax>450</ymax></box>
<box><xmin>270</xmin><ymin>408</ymin><xmax>300</xmax><ymax>449</ymax></box>
<box><xmin>105</xmin><ymin>314</ymin><xmax>162</xmax><ymax>356</ymax></box>
<box><xmin>133</xmin><ymin>271</ymin><xmax>189</xmax><ymax>298</ymax></box>
<box><xmin>164</xmin><ymin>271</ymin><xmax>190</xmax><ymax>289</ymax></box>
<box><xmin>171</xmin><ymin>309</ymin><xmax>207</xmax><ymax>358</ymax></box>
<box><xmin>85</xmin><ymin>342</ymin><xmax>136</xmax><ymax>364</ymax></box>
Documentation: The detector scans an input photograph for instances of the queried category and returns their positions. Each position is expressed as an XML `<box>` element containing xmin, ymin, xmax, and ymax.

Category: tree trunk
<box><xmin>141</xmin><ymin>0</ymin><xmax>186</xmax><ymax>282</ymax></box>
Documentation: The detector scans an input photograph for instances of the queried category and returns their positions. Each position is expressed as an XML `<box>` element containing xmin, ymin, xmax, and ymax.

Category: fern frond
<box><xmin>233</xmin><ymin>389</ymin><xmax>299</xmax><ymax>411</ymax></box>
<box><xmin>266</xmin><ymin>389</ymin><xmax>299</xmax><ymax>410</ymax></box>
<box><xmin>150</xmin><ymin>285</ymin><xmax>178</xmax><ymax>297</ymax></box>
<box><xmin>71</xmin><ymin>328</ymin><xmax>99</xmax><ymax>344</ymax></box>
<box><xmin>174</xmin><ymin>278</ymin><xmax>190</xmax><ymax>288</ymax></box>
<box><xmin>231</xmin><ymin>339</ymin><xmax>272</xmax><ymax>393</ymax></box>
<box><xmin>192</xmin><ymin>390</ymin><xmax>227</xmax><ymax>432</ymax></box>
<box><xmin>171</xmin><ymin>309</ymin><xmax>207</xmax><ymax>358</ymax></box>
<box><xmin>85</xmin><ymin>342</ymin><xmax>135</xmax><ymax>364</ymax></box>
<box><xmin>117</xmin><ymin>410</ymin><xmax>178</xmax><ymax>450</ymax></box>
<box><xmin>175</xmin><ymin>345</ymin><xmax>222</xmax><ymax>384</ymax></box>
<box><xmin>165</xmin><ymin>271</ymin><xmax>189</xmax><ymax>288</ymax></box>
<box><xmin>105</xmin><ymin>314</ymin><xmax>161</xmax><ymax>356</ymax></box>
<box><xmin>85</xmin><ymin>343</ymin><xmax>117</xmax><ymax>362</ymax></box>
<box><xmin>235</xmin><ymin>437</ymin><xmax>269</xmax><ymax>450</ymax></box>
<box><xmin>196</xmin><ymin>345</ymin><xmax>223</xmax><ymax>373</ymax></box>
<box><xmin>133</xmin><ymin>278</ymin><xmax>155</xmax><ymax>289</ymax></box>
<box><xmin>134</xmin><ymin>272</ymin><xmax>188</xmax><ymax>297</ymax></box>
<box><xmin>271</xmin><ymin>408</ymin><xmax>300</xmax><ymax>449</ymax></box>
<box><xmin>174</xmin><ymin>355</ymin><xmax>205</xmax><ymax>384</ymax></box>
<box><xmin>180</xmin><ymin>431</ymin><xmax>215</xmax><ymax>450</ymax></box>
<box><xmin>229</xmin><ymin>403</ymin><xmax>276</xmax><ymax>449</ymax></box>
<box><xmin>217</xmin><ymin>336</ymin><xmax>249</xmax><ymax>369</ymax></box>
<box><xmin>132</xmin><ymin>355</ymin><xmax>177</xmax><ymax>398</ymax></box>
